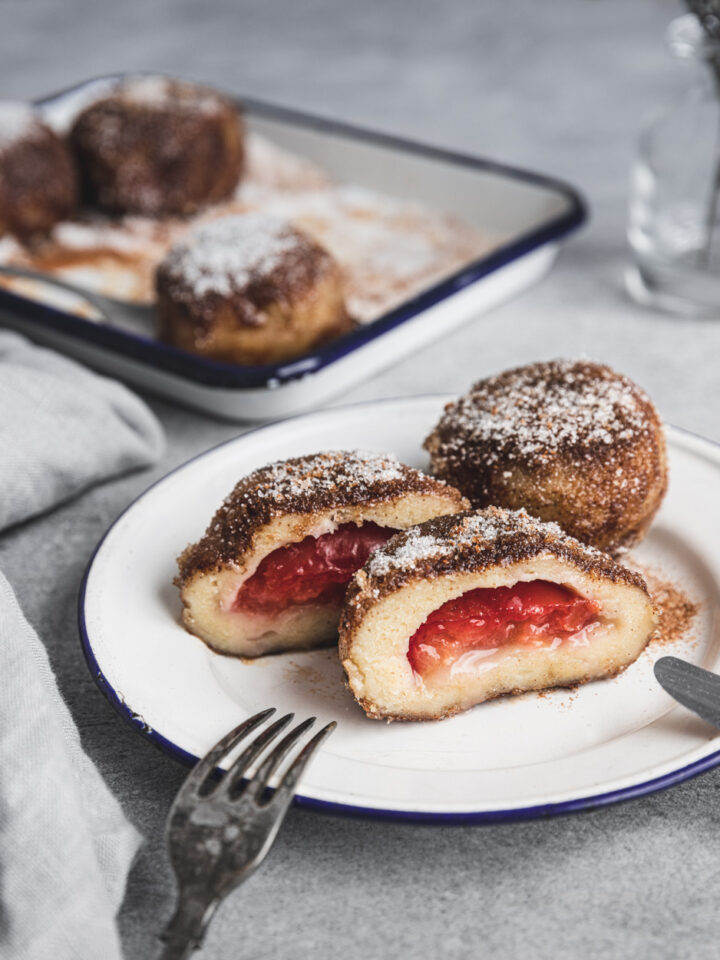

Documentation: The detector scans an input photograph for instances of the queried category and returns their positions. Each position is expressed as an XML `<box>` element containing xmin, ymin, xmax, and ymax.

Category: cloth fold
<box><xmin>0</xmin><ymin>571</ymin><xmax>140</xmax><ymax>960</ymax></box>
<box><xmin>0</xmin><ymin>333</ymin><xmax>166</xmax><ymax>958</ymax></box>
<box><xmin>0</xmin><ymin>331</ymin><xmax>165</xmax><ymax>532</ymax></box>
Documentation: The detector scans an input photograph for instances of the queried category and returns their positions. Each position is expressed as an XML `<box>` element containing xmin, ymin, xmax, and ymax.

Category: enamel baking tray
<box><xmin>0</xmin><ymin>75</ymin><xmax>586</xmax><ymax>421</ymax></box>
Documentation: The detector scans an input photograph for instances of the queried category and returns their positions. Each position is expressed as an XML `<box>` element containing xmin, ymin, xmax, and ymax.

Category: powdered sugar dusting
<box><xmin>176</xmin><ymin>450</ymin><xmax>463</xmax><ymax>580</ymax></box>
<box><xmin>366</xmin><ymin>507</ymin><xmax>582</xmax><ymax>578</ymax></box>
<box><xmin>367</xmin><ymin>531</ymin><xmax>448</xmax><ymax>577</ymax></box>
<box><xmin>435</xmin><ymin>359</ymin><xmax>653</xmax><ymax>466</ymax></box>
<box><xmin>247</xmin><ymin>450</ymin><xmax>405</xmax><ymax>504</ymax></box>
<box><xmin>106</xmin><ymin>76</ymin><xmax>226</xmax><ymax>115</ymax></box>
<box><xmin>118</xmin><ymin>76</ymin><xmax>175</xmax><ymax>106</ymax></box>
<box><xmin>0</xmin><ymin>101</ymin><xmax>38</xmax><ymax>150</ymax></box>
<box><xmin>161</xmin><ymin>214</ymin><xmax>306</xmax><ymax>298</ymax></box>
<box><xmin>238</xmin><ymin>178</ymin><xmax>486</xmax><ymax>321</ymax></box>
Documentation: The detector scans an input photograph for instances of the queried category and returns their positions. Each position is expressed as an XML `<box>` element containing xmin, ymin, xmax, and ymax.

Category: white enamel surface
<box><xmin>82</xmin><ymin>397</ymin><xmax>720</xmax><ymax>816</ymax></box>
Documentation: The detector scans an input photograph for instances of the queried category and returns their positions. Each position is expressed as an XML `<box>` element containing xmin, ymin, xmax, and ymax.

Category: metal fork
<box><xmin>0</xmin><ymin>263</ymin><xmax>154</xmax><ymax>334</ymax></box>
<box><xmin>159</xmin><ymin>708</ymin><xmax>336</xmax><ymax>960</ymax></box>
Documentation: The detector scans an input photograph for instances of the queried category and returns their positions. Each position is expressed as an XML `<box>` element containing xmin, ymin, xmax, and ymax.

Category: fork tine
<box><xmin>268</xmin><ymin>721</ymin><xmax>337</xmax><ymax>808</ymax></box>
<box><xmin>245</xmin><ymin>716</ymin><xmax>316</xmax><ymax>800</ymax></box>
<box><xmin>177</xmin><ymin>708</ymin><xmax>275</xmax><ymax>800</ymax></box>
<box><xmin>221</xmin><ymin>712</ymin><xmax>295</xmax><ymax>795</ymax></box>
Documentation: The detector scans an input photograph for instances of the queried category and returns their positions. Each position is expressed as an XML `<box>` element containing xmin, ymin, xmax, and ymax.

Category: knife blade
<box><xmin>654</xmin><ymin>656</ymin><xmax>720</xmax><ymax>731</ymax></box>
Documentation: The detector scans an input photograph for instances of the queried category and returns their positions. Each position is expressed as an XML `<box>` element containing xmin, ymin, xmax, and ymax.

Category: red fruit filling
<box><xmin>408</xmin><ymin>580</ymin><xmax>600</xmax><ymax>676</ymax></box>
<box><xmin>235</xmin><ymin>522</ymin><xmax>395</xmax><ymax>614</ymax></box>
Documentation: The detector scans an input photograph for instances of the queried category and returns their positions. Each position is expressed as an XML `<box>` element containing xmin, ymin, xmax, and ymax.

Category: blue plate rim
<box><xmin>1</xmin><ymin>73</ymin><xmax>587</xmax><ymax>392</ymax></box>
<box><xmin>77</xmin><ymin>398</ymin><xmax>720</xmax><ymax>824</ymax></box>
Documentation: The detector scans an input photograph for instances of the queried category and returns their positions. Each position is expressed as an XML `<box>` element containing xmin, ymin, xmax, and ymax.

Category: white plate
<box><xmin>80</xmin><ymin>396</ymin><xmax>720</xmax><ymax>821</ymax></box>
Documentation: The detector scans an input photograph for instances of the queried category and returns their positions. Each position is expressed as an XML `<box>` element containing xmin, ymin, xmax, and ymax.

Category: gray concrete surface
<box><xmin>2</xmin><ymin>1</ymin><xmax>720</xmax><ymax>958</ymax></box>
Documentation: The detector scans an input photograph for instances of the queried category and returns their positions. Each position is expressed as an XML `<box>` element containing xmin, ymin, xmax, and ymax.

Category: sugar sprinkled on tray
<box><xmin>113</xmin><ymin>76</ymin><xmax>227</xmax><ymax>115</ymax></box>
<box><xmin>0</xmin><ymin>101</ymin><xmax>38</xmax><ymax>150</ymax></box>
<box><xmin>0</xmin><ymin>124</ymin><xmax>492</xmax><ymax>322</ymax></box>
<box><xmin>161</xmin><ymin>214</ymin><xmax>307</xmax><ymax>298</ymax></box>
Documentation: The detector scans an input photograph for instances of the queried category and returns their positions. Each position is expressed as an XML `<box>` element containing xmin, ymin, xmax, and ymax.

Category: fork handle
<box><xmin>159</xmin><ymin>891</ymin><xmax>220</xmax><ymax>960</ymax></box>
<box><xmin>0</xmin><ymin>265</ymin><xmax>116</xmax><ymax>322</ymax></box>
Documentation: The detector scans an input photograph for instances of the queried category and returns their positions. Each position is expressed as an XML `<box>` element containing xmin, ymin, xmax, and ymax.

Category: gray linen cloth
<box><xmin>0</xmin><ymin>572</ymin><xmax>141</xmax><ymax>960</ymax></box>
<box><xmin>0</xmin><ymin>331</ymin><xmax>166</xmax><ymax>959</ymax></box>
<box><xmin>0</xmin><ymin>331</ymin><xmax>164</xmax><ymax>530</ymax></box>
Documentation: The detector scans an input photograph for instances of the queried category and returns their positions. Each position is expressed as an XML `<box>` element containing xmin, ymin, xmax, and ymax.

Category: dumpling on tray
<box><xmin>156</xmin><ymin>213</ymin><xmax>354</xmax><ymax>365</ymax></box>
<box><xmin>70</xmin><ymin>76</ymin><xmax>244</xmax><ymax>216</ymax></box>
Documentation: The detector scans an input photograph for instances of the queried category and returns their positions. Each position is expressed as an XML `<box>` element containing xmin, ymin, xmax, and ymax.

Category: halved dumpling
<box><xmin>176</xmin><ymin>450</ymin><xmax>468</xmax><ymax>657</ymax></box>
<box><xmin>339</xmin><ymin>507</ymin><xmax>655</xmax><ymax>720</ymax></box>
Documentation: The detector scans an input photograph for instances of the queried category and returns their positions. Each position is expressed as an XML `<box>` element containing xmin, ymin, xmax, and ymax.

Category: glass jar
<box><xmin>627</xmin><ymin>14</ymin><xmax>720</xmax><ymax>316</ymax></box>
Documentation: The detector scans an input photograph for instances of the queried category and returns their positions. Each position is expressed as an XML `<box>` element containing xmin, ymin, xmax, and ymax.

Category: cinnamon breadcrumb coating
<box><xmin>339</xmin><ymin>507</ymin><xmax>654</xmax><ymax>721</ymax></box>
<box><xmin>157</xmin><ymin>214</ymin><xmax>344</xmax><ymax>329</ymax></box>
<box><xmin>177</xmin><ymin>450</ymin><xmax>468</xmax><ymax>584</ymax></box>
<box><xmin>341</xmin><ymin>506</ymin><xmax>648</xmax><ymax>632</ymax></box>
<box><xmin>0</xmin><ymin>102</ymin><xmax>77</xmax><ymax>238</ymax></box>
<box><xmin>424</xmin><ymin>360</ymin><xmax>667</xmax><ymax>553</ymax></box>
<box><xmin>70</xmin><ymin>77</ymin><xmax>244</xmax><ymax>216</ymax></box>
